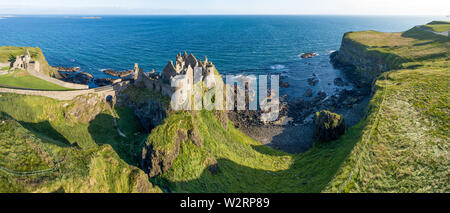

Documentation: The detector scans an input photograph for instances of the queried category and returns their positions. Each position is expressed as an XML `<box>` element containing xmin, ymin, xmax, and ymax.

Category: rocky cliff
<box><xmin>330</xmin><ymin>32</ymin><xmax>406</xmax><ymax>87</ymax></box>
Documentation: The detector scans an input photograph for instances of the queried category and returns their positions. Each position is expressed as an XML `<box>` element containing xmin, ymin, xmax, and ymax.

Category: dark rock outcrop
<box><xmin>118</xmin><ymin>95</ymin><xmax>166</xmax><ymax>132</ymax></box>
<box><xmin>141</xmin><ymin>127</ymin><xmax>204</xmax><ymax>177</ymax></box>
<box><xmin>313</xmin><ymin>110</ymin><xmax>345</xmax><ymax>142</ymax></box>
<box><xmin>208</xmin><ymin>163</ymin><xmax>219</xmax><ymax>174</ymax></box>
<box><xmin>54</xmin><ymin>66</ymin><xmax>80</xmax><ymax>72</ymax></box>
<box><xmin>103</xmin><ymin>69</ymin><xmax>134</xmax><ymax>78</ymax></box>
<box><xmin>333</xmin><ymin>77</ymin><xmax>346</xmax><ymax>87</ymax></box>
<box><xmin>307</xmin><ymin>77</ymin><xmax>319</xmax><ymax>86</ymax></box>
<box><xmin>214</xmin><ymin>110</ymin><xmax>229</xmax><ymax>130</ymax></box>
<box><xmin>141</xmin><ymin>139</ymin><xmax>180</xmax><ymax>178</ymax></box>
<box><xmin>58</xmin><ymin>72</ymin><xmax>93</xmax><ymax>85</ymax></box>
<box><xmin>65</xmin><ymin>94</ymin><xmax>106</xmax><ymax>123</ymax></box>
<box><xmin>280</xmin><ymin>81</ymin><xmax>290</xmax><ymax>88</ymax></box>
<box><xmin>301</xmin><ymin>53</ymin><xmax>318</xmax><ymax>58</ymax></box>
<box><xmin>305</xmin><ymin>88</ymin><xmax>313</xmax><ymax>97</ymax></box>
<box><xmin>314</xmin><ymin>91</ymin><xmax>327</xmax><ymax>102</ymax></box>
<box><xmin>188</xmin><ymin>128</ymin><xmax>203</xmax><ymax>147</ymax></box>
<box><xmin>94</xmin><ymin>78</ymin><xmax>115</xmax><ymax>86</ymax></box>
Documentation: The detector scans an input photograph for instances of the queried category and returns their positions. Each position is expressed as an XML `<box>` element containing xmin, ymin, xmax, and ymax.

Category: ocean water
<box><xmin>0</xmin><ymin>15</ymin><xmax>444</xmax><ymax>96</ymax></box>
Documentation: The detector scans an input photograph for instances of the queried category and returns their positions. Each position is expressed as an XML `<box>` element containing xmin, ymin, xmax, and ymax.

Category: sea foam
<box><xmin>270</xmin><ymin>64</ymin><xmax>286</xmax><ymax>70</ymax></box>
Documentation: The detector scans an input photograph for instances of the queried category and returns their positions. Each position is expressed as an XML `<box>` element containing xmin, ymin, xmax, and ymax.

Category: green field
<box><xmin>423</xmin><ymin>21</ymin><xmax>450</xmax><ymax>33</ymax></box>
<box><xmin>0</xmin><ymin>69</ymin><xmax>70</xmax><ymax>91</ymax></box>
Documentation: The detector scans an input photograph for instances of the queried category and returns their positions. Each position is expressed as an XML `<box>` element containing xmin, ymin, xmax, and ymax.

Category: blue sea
<box><xmin>0</xmin><ymin>15</ymin><xmax>445</xmax><ymax>96</ymax></box>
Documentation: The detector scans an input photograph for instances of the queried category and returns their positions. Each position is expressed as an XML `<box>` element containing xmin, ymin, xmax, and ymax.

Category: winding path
<box><xmin>0</xmin><ymin>85</ymin><xmax>115</xmax><ymax>101</ymax></box>
<box><xmin>107</xmin><ymin>105</ymin><xmax>127</xmax><ymax>138</ymax></box>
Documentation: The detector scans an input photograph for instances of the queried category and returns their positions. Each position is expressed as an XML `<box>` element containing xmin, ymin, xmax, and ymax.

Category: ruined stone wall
<box><xmin>26</xmin><ymin>66</ymin><xmax>89</xmax><ymax>89</ymax></box>
<box><xmin>140</xmin><ymin>76</ymin><xmax>174</xmax><ymax>96</ymax></box>
<box><xmin>0</xmin><ymin>62</ymin><xmax>10</xmax><ymax>68</ymax></box>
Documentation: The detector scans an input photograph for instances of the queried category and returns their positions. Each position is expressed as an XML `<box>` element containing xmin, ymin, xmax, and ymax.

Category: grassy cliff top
<box><xmin>326</xmin><ymin>22</ymin><xmax>449</xmax><ymax>192</ymax></box>
<box><xmin>0</xmin><ymin>46</ymin><xmax>71</xmax><ymax>90</ymax></box>
<box><xmin>0</xmin><ymin>46</ymin><xmax>56</xmax><ymax>76</ymax></box>
<box><xmin>344</xmin><ymin>21</ymin><xmax>449</xmax><ymax>61</ymax></box>
<box><xmin>423</xmin><ymin>21</ymin><xmax>450</xmax><ymax>33</ymax></box>
<box><xmin>0</xmin><ymin>46</ymin><xmax>48</xmax><ymax>64</ymax></box>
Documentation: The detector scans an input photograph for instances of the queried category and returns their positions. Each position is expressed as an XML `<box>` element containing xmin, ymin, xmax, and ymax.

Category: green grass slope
<box><xmin>0</xmin><ymin>69</ymin><xmax>70</xmax><ymax>91</ymax></box>
<box><xmin>0</xmin><ymin>93</ymin><xmax>161</xmax><ymax>193</ymax></box>
<box><xmin>423</xmin><ymin>21</ymin><xmax>450</xmax><ymax>33</ymax></box>
<box><xmin>145</xmin><ymin>110</ymin><xmax>365</xmax><ymax>193</ymax></box>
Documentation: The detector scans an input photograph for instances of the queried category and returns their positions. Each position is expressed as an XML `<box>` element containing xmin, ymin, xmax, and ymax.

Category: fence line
<box><xmin>0</xmin><ymin>128</ymin><xmax>60</xmax><ymax>177</ymax></box>
<box><xmin>338</xmin><ymin>73</ymin><xmax>389</xmax><ymax>192</ymax></box>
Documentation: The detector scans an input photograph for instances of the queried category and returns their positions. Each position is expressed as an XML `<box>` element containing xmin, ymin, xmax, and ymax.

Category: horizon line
<box><xmin>1</xmin><ymin>13</ymin><xmax>448</xmax><ymax>16</ymax></box>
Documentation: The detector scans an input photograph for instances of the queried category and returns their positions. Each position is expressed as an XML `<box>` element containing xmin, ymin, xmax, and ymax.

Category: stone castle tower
<box><xmin>160</xmin><ymin>51</ymin><xmax>215</xmax><ymax>85</ymax></box>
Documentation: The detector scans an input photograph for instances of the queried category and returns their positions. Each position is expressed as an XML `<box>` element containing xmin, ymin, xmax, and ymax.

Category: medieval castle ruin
<box><xmin>132</xmin><ymin>51</ymin><xmax>217</xmax><ymax>99</ymax></box>
<box><xmin>12</xmin><ymin>49</ymin><xmax>40</xmax><ymax>73</ymax></box>
<box><xmin>6</xmin><ymin>49</ymin><xmax>89</xmax><ymax>89</ymax></box>
<box><xmin>131</xmin><ymin>51</ymin><xmax>279</xmax><ymax>122</ymax></box>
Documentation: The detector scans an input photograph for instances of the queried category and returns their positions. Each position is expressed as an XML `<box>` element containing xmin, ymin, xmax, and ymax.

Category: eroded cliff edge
<box><xmin>330</xmin><ymin>32</ymin><xmax>405</xmax><ymax>87</ymax></box>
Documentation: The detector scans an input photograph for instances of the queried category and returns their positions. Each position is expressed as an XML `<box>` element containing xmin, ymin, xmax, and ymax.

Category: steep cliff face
<box><xmin>330</xmin><ymin>32</ymin><xmax>405</xmax><ymax>87</ymax></box>
<box><xmin>116</xmin><ymin>85</ymin><xmax>170</xmax><ymax>132</ymax></box>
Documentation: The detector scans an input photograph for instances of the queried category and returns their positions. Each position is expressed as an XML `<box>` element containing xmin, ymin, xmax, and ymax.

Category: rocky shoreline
<box><xmin>228</xmin><ymin>63</ymin><xmax>371</xmax><ymax>153</ymax></box>
<box><xmin>228</xmin><ymin>85</ymin><xmax>370</xmax><ymax>153</ymax></box>
<box><xmin>53</xmin><ymin>66</ymin><xmax>136</xmax><ymax>86</ymax></box>
<box><xmin>102</xmin><ymin>69</ymin><xmax>134</xmax><ymax>78</ymax></box>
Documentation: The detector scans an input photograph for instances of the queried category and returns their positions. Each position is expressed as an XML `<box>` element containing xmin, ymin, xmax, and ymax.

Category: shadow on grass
<box><xmin>402</xmin><ymin>27</ymin><xmax>450</xmax><ymax>43</ymax></box>
<box><xmin>154</xmin><ymin>123</ymin><xmax>364</xmax><ymax>193</ymax></box>
<box><xmin>88</xmin><ymin>112</ymin><xmax>147</xmax><ymax>167</ymax></box>
<box><xmin>19</xmin><ymin>120</ymin><xmax>72</xmax><ymax>147</ymax></box>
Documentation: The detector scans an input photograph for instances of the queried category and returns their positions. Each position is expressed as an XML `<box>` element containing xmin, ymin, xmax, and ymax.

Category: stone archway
<box><xmin>106</xmin><ymin>95</ymin><xmax>113</xmax><ymax>102</ymax></box>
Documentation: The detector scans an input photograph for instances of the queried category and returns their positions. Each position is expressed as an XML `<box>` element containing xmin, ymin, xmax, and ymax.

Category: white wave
<box><xmin>270</xmin><ymin>64</ymin><xmax>286</xmax><ymax>70</ymax></box>
<box><xmin>326</xmin><ymin>50</ymin><xmax>336</xmax><ymax>54</ymax></box>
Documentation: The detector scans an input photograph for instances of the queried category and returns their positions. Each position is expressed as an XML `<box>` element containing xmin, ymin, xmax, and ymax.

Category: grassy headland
<box><xmin>326</xmin><ymin>21</ymin><xmax>449</xmax><ymax>192</ymax></box>
<box><xmin>0</xmin><ymin>46</ymin><xmax>71</xmax><ymax>90</ymax></box>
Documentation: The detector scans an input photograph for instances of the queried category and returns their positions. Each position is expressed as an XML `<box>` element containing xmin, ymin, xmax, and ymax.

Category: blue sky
<box><xmin>0</xmin><ymin>0</ymin><xmax>449</xmax><ymax>15</ymax></box>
